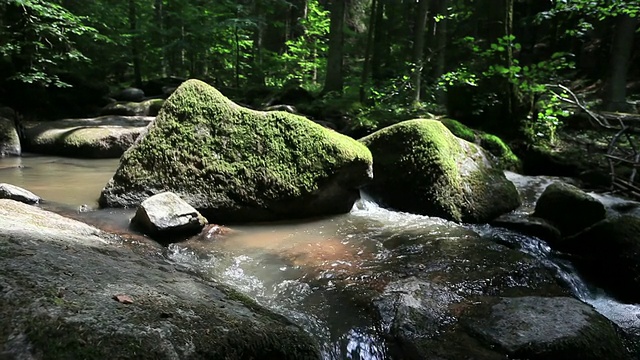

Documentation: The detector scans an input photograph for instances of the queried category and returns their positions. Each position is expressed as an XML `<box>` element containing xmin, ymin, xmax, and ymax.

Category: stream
<box><xmin>1</xmin><ymin>155</ymin><xmax>640</xmax><ymax>358</ymax></box>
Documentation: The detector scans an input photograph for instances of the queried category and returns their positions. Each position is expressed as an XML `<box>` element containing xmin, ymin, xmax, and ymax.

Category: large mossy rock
<box><xmin>99</xmin><ymin>79</ymin><xmax>372</xmax><ymax>222</ymax></box>
<box><xmin>0</xmin><ymin>199</ymin><xmax>321</xmax><ymax>360</ymax></box>
<box><xmin>563</xmin><ymin>215</ymin><xmax>640</xmax><ymax>303</ymax></box>
<box><xmin>23</xmin><ymin>115</ymin><xmax>153</xmax><ymax>158</ymax></box>
<box><xmin>0</xmin><ymin>116</ymin><xmax>21</xmax><ymax>157</ymax></box>
<box><xmin>360</xmin><ymin>119</ymin><xmax>520</xmax><ymax>223</ymax></box>
<box><xmin>533</xmin><ymin>182</ymin><xmax>606</xmax><ymax>237</ymax></box>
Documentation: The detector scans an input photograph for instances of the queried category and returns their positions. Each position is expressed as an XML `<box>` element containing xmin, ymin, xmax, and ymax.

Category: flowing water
<box><xmin>1</xmin><ymin>156</ymin><xmax>640</xmax><ymax>358</ymax></box>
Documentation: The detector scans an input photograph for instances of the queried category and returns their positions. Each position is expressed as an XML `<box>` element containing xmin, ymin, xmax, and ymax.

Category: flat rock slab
<box><xmin>466</xmin><ymin>296</ymin><xmax>630</xmax><ymax>360</ymax></box>
<box><xmin>0</xmin><ymin>199</ymin><xmax>320</xmax><ymax>360</ymax></box>
<box><xmin>0</xmin><ymin>183</ymin><xmax>40</xmax><ymax>204</ymax></box>
<box><xmin>23</xmin><ymin>115</ymin><xmax>154</xmax><ymax>158</ymax></box>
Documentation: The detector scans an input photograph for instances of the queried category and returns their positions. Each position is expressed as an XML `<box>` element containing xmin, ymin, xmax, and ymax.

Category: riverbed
<box><xmin>1</xmin><ymin>154</ymin><xmax>639</xmax><ymax>359</ymax></box>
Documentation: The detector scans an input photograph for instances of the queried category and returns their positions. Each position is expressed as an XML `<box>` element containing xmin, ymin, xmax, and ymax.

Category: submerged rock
<box><xmin>360</xmin><ymin>119</ymin><xmax>520</xmax><ymax>223</ymax></box>
<box><xmin>0</xmin><ymin>199</ymin><xmax>321</xmax><ymax>359</ymax></box>
<box><xmin>0</xmin><ymin>183</ymin><xmax>40</xmax><ymax>204</ymax></box>
<box><xmin>100</xmin><ymin>79</ymin><xmax>372</xmax><ymax>222</ymax></box>
<box><xmin>23</xmin><ymin>115</ymin><xmax>153</xmax><ymax>158</ymax></box>
<box><xmin>131</xmin><ymin>191</ymin><xmax>208</xmax><ymax>241</ymax></box>
<box><xmin>465</xmin><ymin>296</ymin><xmax>630</xmax><ymax>360</ymax></box>
<box><xmin>533</xmin><ymin>181</ymin><xmax>606</xmax><ymax>237</ymax></box>
<box><xmin>564</xmin><ymin>215</ymin><xmax>640</xmax><ymax>303</ymax></box>
<box><xmin>0</xmin><ymin>116</ymin><xmax>21</xmax><ymax>157</ymax></box>
<box><xmin>491</xmin><ymin>213</ymin><xmax>561</xmax><ymax>243</ymax></box>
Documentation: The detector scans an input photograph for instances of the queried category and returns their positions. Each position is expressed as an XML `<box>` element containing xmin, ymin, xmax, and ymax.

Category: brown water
<box><xmin>0</xmin><ymin>154</ymin><xmax>119</xmax><ymax>207</ymax></box>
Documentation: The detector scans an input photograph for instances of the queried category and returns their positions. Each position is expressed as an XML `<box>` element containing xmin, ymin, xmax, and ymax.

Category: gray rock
<box><xmin>114</xmin><ymin>87</ymin><xmax>145</xmax><ymax>102</ymax></box>
<box><xmin>131</xmin><ymin>192</ymin><xmax>208</xmax><ymax>240</ymax></box>
<box><xmin>0</xmin><ymin>183</ymin><xmax>40</xmax><ymax>204</ymax></box>
<box><xmin>533</xmin><ymin>181</ymin><xmax>606</xmax><ymax>237</ymax></box>
<box><xmin>0</xmin><ymin>116</ymin><xmax>21</xmax><ymax>157</ymax></box>
<box><xmin>23</xmin><ymin>115</ymin><xmax>153</xmax><ymax>158</ymax></box>
<box><xmin>0</xmin><ymin>199</ymin><xmax>321</xmax><ymax>360</ymax></box>
<box><xmin>466</xmin><ymin>296</ymin><xmax>631</xmax><ymax>360</ymax></box>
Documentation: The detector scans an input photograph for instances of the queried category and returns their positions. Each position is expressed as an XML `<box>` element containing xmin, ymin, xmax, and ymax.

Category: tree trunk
<box><xmin>252</xmin><ymin>0</ymin><xmax>265</xmax><ymax>85</ymax></box>
<box><xmin>411</xmin><ymin>0</ymin><xmax>429</xmax><ymax>104</ymax></box>
<box><xmin>323</xmin><ymin>0</ymin><xmax>347</xmax><ymax>94</ymax></box>
<box><xmin>605</xmin><ymin>14</ymin><xmax>639</xmax><ymax>112</ymax></box>
<box><xmin>505</xmin><ymin>0</ymin><xmax>515</xmax><ymax>118</ymax></box>
<box><xmin>129</xmin><ymin>0</ymin><xmax>142</xmax><ymax>88</ymax></box>
<box><xmin>359</xmin><ymin>0</ymin><xmax>377</xmax><ymax>103</ymax></box>
<box><xmin>370</xmin><ymin>0</ymin><xmax>386</xmax><ymax>84</ymax></box>
<box><xmin>433</xmin><ymin>0</ymin><xmax>448</xmax><ymax>105</ymax></box>
<box><xmin>154</xmin><ymin>0</ymin><xmax>167</xmax><ymax>77</ymax></box>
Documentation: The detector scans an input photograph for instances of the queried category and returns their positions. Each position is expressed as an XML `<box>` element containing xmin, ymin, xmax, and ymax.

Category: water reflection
<box><xmin>0</xmin><ymin>154</ymin><xmax>118</xmax><ymax>207</ymax></box>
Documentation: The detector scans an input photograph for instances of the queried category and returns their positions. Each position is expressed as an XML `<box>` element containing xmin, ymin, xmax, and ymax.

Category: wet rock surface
<box><xmin>0</xmin><ymin>199</ymin><xmax>321</xmax><ymax>360</ymax></box>
<box><xmin>564</xmin><ymin>215</ymin><xmax>640</xmax><ymax>303</ymax></box>
<box><xmin>465</xmin><ymin>296</ymin><xmax>631</xmax><ymax>360</ymax></box>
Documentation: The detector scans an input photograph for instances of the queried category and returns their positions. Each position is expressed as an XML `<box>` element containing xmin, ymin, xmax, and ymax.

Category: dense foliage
<box><xmin>0</xmin><ymin>0</ymin><xmax>638</xmax><ymax>142</ymax></box>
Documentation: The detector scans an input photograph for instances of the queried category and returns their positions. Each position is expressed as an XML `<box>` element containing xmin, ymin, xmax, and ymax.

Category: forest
<box><xmin>0</xmin><ymin>0</ymin><xmax>639</xmax><ymax>149</ymax></box>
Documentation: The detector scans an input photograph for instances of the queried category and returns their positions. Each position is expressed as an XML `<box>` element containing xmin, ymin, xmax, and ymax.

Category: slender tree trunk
<box><xmin>505</xmin><ymin>0</ymin><xmax>515</xmax><ymax>118</ymax></box>
<box><xmin>359</xmin><ymin>0</ymin><xmax>377</xmax><ymax>103</ymax></box>
<box><xmin>252</xmin><ymin>0</ymin><xmax>265</xmax><ymax>85</ymax></box>
<box><xmin>433</xmin><ymin>0</ymin><xmax>448</xmax><ymax>105</ymax></box>
<box><xmin>371</xmin><ymin>0</ymin><xmax>386</xmax><ymax>84</ymax></box>
<box><xmin>129</xmin><ymin>0</ymin><xmax>142</xmax><ymax>87</ymax></box>
<box><xmin>154</xmin><ymin>0</ymin><xmax>167</xmax><ymax>77</ymax></box>
<box><xmin>323</xmin><ymin>0</ymin><xmax>347</xmax><ymax>94</ymax></box>
<box><xmin>605</xmin><ymin>14</ymin><xmax>639</xmax><ymax>112</ymax></box>
<box><xmin>235</xmin><ymin>23</ymin><xmax>240</xmax><ymax>88</ymax></box>
<box><xmin>411</xmin><ymin>0</ymin><xmax>429</xmax><ymax>104</ymax></box>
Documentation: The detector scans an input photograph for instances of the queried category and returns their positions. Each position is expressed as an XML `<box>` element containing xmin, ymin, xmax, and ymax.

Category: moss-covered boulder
<box><xmin>99</xmin><ymin>98</ymin><xmax>165</xmax><ymax>117</ymax></box>
<box><xmin>0</xmin><ymin>116</ymin><xmax>21</xmax><ymax>157</ymax></box>
<box><xmin>360</xmin><ymin>119</ymin><xmax>520</xmax><ymax>223</ymax></box>
<box><xmin>23</xmin><ymin>115</ymin><xmax>153</xmax><ymax>158</ymax></box>
<box><xmin>99</xmin><ymin>79</ymin><xmax>372</xmax><ymax>223</ymax></box>
<box><xmin>533</xmin><ymin>182</ymin><xmax>606</xmax><ymax>237</ymax></box>
<box><xmin>563</xmin><ymin>215</ymin><xmax>640</xmax><ymax>303</ymax></box>
<box><xmin>0</xmin><ymin>199</ymin><xmax>321</xmax><ymax>360</ymax></box>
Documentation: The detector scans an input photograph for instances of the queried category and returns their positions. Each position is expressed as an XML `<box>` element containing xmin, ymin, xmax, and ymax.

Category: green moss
<box><xmin>360</xmin><ymin>119</ymin><xmax>519</xmax><ymax>223</ymax></box>
<box><xmin>440</xmin><ymin>118</ymin><xmax>476</xmax><ymax>142</ymax></box>
<box><xmin>479</xmin><ymin>133</ymin><xmax>522</xmax><ymax>171</ymax></box>
<box><xmin>102</xmin><ymin>79</ymin><xmax>372</xmax><ymax>221</ymax></box>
